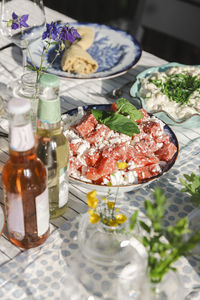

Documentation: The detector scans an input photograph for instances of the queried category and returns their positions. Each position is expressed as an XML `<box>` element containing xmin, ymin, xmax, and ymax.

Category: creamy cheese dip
<box><xmin>138</xmin><ymin>66</ymin><xmax>200</xmax><ymax>120</ymax></box>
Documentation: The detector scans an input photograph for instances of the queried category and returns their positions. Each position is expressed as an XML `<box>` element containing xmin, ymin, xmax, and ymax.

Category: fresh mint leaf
<box><xmin>116</xmin><ymin>98</ymin><xmax>143</xmax><ymax>121</ymax></box>
<box><xmin>91</xmin><ymin>109</ymin><xmax>140</xmax><ymax>136</ymax></box>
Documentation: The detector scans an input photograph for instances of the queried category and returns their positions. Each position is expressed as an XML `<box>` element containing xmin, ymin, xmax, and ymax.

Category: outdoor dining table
<box><xmin>0</xmin><ymin>5</ymin><xmax>200</xmax><ymax>300</ymax></box>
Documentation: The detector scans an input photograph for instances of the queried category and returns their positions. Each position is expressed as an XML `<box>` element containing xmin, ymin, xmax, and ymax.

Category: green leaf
<box><xmin>142</xmin><ymin>236</ymin><xmax>149</xmax><ymax>247</ymax></box>
<box><xmin>26</xmin><ymin>65</ymin><xmax>37</xmax><ymax>72</ymax></box>
<box><xmin>40</xmin><ymin>67</ymin><xmax>47</xmax><ymax>71</ymax></box>
<box><xmin>153</xmin><ymin>222</ymin><xmax>162</xmax><ymax>232</ymax></box>
<box><xmin>50</xmin><ymin>41</ymin><xmax>58</xmax><ymax>45</ymax></box>
<box><xmin>139</xmin><ymin>220</ymin><xmax>151</xmax><ymax>233</ymax></box>
<box><xmin>116</xmin><ymin>98</ymin><xmax>143</xmax><ymax>121</ymax></box>
<box><xmin>129</xmin><ymin>210</ymin><xmax>138</xmax><ymax>230</ymax></box>
<box><xmin>91</xmin><ymin>109</ymin><xmax>140</xmax><ymax>136</ymax></box>
<box><xmin>180</xmin><ymin>167</ymin><xmax>200</xmax><ymax>206</ymax></box>
<box><xmin>154</xmin><ymin>187</ymin><xmax>166</xmax><ymax>207</ymax></box>
<box><xmin>144</xmin><ymin>200</ymin><xmax>154</xmax><ymax>219</ymax></box>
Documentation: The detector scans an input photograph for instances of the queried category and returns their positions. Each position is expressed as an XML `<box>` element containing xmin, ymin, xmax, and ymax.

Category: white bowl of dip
<box><xmin>130</xmin><ymin>62</ymin><xmax>200</xmax><ymax>128</ymax></box>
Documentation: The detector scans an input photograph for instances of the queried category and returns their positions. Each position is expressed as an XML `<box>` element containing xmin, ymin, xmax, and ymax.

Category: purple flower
<box><xmin>11</xmin><ymin>12</ymin><xmax>29</xmax><ymax>30</ymax></box>
<box><xmin>42</xmin><ymin>22</ymin><xmax>59</xmax><ymax>40</ymax></box>
<box><xmin>59</xmin><ymin>25</ymin><xmax>81</xmax><ymax>43</ymax></box>
<box><xmin>42</xmin><ymin>22</ymin><xmax>81</xmax><ymax>43</ymax></box>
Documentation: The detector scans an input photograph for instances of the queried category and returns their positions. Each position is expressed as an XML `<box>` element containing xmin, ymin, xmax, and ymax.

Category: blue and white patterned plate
<box><xmin>27</xmin><ymin>22</ymin><xmax>142</xmax><ymax>80</ymax></box>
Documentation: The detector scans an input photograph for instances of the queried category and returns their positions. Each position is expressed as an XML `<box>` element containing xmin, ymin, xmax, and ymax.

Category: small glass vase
<box><xmin>148</xmin><ymin>271</ymin><xmax>186</xmax><ymax>300</ymax></box>
<box><xmin>12</xmin><ymin>71</ymin><xmax>39</xmax><ymax>130</ymax></box>
<box><xmin>118</xmin><ymin>261</ymin><xmax>186</xmax><ymax>300</ymax></box>
<box><xmin>78</xmin><ymin>209</ymin><xmax>140</xmax><ymax>267</ymax></box>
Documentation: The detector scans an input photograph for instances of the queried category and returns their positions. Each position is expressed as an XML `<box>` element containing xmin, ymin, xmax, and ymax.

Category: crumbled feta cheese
<box><xmin>76</xmin><ymin>141</ymin><xmax>90</xmax><ymax>156</ymax></box>
<box><xmin>124</xmin><ymin>171</ymin><xmax>138</xmax><ymax>184</ymax></box>
<box><xmin>64</xmin><ymin>129</ymin><xmax>80</xmax><ymax>141</ymax></box>
<box><xmin>109</xmin><ymin>171</ymin><xmax>125</xmax><ymax>185</ymax></box>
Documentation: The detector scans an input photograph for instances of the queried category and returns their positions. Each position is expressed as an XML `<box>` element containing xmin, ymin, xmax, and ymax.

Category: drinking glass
<box><xmin>0</xmin><ymin>0</ymin><xmax>46</xmax><ymax>71</ymax></box>
<box><xmin>0</xmin><ymin>0</ymin><xmax>46</xmax><ymax>128</ymax></box>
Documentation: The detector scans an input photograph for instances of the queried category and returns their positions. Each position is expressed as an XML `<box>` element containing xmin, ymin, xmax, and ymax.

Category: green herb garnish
<box><xmin>149</xmin><ymin>72</ymin><xmax>200</xmax><ymax>105</ymax></box>
<box><xmin>130</xmin><ymin>187</ymin><xmax>200</xmax><ymax>284</ymax></box>
<box><xmin>91</xmin><ymin>110</ymin><xmax>140</xmax><ymax>136</ymax></box>
<box><xmin>180</xmin><ymin>166</ymin><xmax>200</xmax><ymax>206</ymax></box>
<box><xmin>116</xmin><ymin>98</ymin><xmax>143</xmax><ymax>121</ymax></box>
<box><xmin>91</xmin><ymin>98</ymin><xmax>142</xmax><ymax>136</ymax></box>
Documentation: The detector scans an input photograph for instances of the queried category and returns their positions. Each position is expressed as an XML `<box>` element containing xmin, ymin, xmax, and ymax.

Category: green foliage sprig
<box><xmin>129</xmin><ymin>187</ymin><xmax>200</xmax><ymax>284</ymax></box>
<box><xmin>91</xmin><ymin>98</ymin><xmax>143</xmax><ymax>136</ymax></box>
<box><xmin>180</xmin><ymin>166</ymin><xmax>200</xmax><ymax>206</ymax></box>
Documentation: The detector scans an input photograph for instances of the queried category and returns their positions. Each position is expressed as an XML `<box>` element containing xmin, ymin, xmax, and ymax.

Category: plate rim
<box><xmin>130</xmin><ymin>62</ymin><xmax>200</xmax><ymax>125</ymax></box>
<box><xmin>27</xmin><ymin>22</ymin><xmax>142</xmax><ymax>80</ymax></box>
<box><xmin>62</xmin><ymin>103</ymin><xmax>179</xmax><ymax>190</ymax></box>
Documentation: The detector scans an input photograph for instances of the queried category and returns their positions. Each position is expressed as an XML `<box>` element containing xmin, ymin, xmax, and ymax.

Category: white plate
<box><xmin>0</xmin><ymin>205</ymin><xmax>5</xmax><ymax>236</ymax></box>
<box><xmin>27</xmin><ymin>22</ymin><xmax>142</xmax><ymax>80</ymax></box>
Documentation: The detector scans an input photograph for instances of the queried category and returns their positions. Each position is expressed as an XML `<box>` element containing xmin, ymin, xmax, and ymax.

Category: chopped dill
<box><xmin>149</xmin><ymin>72</ymin><xmax>200</xmax><ymax>105</ymax></box>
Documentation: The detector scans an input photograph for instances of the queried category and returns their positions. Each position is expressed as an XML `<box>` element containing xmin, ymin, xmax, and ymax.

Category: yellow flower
<box><xmin>109</xmin><ymin>218</ymin><xmax>118</xmax><ymax>227</ymax></box>
<box><xmin>116</xmin><ymin>214</ymin><xmax>127</xmax><ymax>224</ymax></box>
<box><xmin>107</xmin><ymin>201</ymin><xmax>115</xmax><ymax>210</ymax></box>
<box><xmin>88</xmin><ymin>209</ymin><xmax>94</xmax><ymax>215</ymax></box>
<box><xmin>87</xmin><ymin>197</ymin><xmax>98</xmax><ymax>209</ymax></box>
<box><xmin>87</xmin><ymin>190</ymin><xmax>97</xmax><ymax>199</ymax></box>
<box><xmin>117</xmin><ymin>161</ymin><xmax>127</xmax><ymax>169</ymax></box>
<box><xmin>89</xmin><ymin>213</ymin><xmax>100</xmax><ymax>224</ymax></box>
<box><xmin>87</xmin><ymin>190</ymin><xmax>98</xmax><ymax>209</ymax></box>
<box><xmin>86</xmin><ymin>189</ymin><xmax>127</xmax><ymax>228</ymax></box>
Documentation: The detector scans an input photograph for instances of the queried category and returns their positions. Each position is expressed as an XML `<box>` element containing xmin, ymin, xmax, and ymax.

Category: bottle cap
<box><xmin>7</xmin><ymin>98</ymin><xmax>31</xmax><ymax>115</ymax></box>
<box><xmin>39</xmin><ymin>74</ymin><xmax>60</xmax><ymax>88</ymax></box>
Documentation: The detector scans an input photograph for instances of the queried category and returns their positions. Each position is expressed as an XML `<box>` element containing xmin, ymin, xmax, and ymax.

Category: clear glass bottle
<box><xmin>12</xmin><ymin>71</ymin><xmax>39</xmax><ymax>131</ymax></box>
<box><xmin>36</xmin><ymin>73</ymin><xmax>69</xmax><ymax>219</ymax></box>
<box><xmin>2</xmin><ymin>98</ymin><xmax>49</xmax><ymax>249</ymax></box>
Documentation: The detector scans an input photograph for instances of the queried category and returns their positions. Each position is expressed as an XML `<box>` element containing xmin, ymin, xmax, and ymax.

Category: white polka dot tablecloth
<box><xmin>0</xmin><ymin>138</ymin><xmax>200</xmax><ymax>300</ymax></box>
<box><xmin>0</xmin><ymin>230</ymin><xmax>89</xmax><ymax>300</ymax></box>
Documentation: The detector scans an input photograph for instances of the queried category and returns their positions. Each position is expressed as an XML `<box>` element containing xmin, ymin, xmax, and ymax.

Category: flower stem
<box><xmin>20</xmin><ymin>28</ymin><xmax>36</xmax><ymax>70</ymax></box>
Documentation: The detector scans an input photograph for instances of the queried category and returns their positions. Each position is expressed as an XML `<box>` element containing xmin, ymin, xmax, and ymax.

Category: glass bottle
<box><xmin>36</xmin><ymin>73</ymin><xmax>69</xmax><ymax>219</ymax></box>
<box><xmin>12</xmin><ymin>71</ymin><xmax>39</xmax><ymax>131</ymax></box>
<box><xmin>2</xmin><ymin>98</ymin><xmax>49</xmax><ymax>249</ymax></box>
